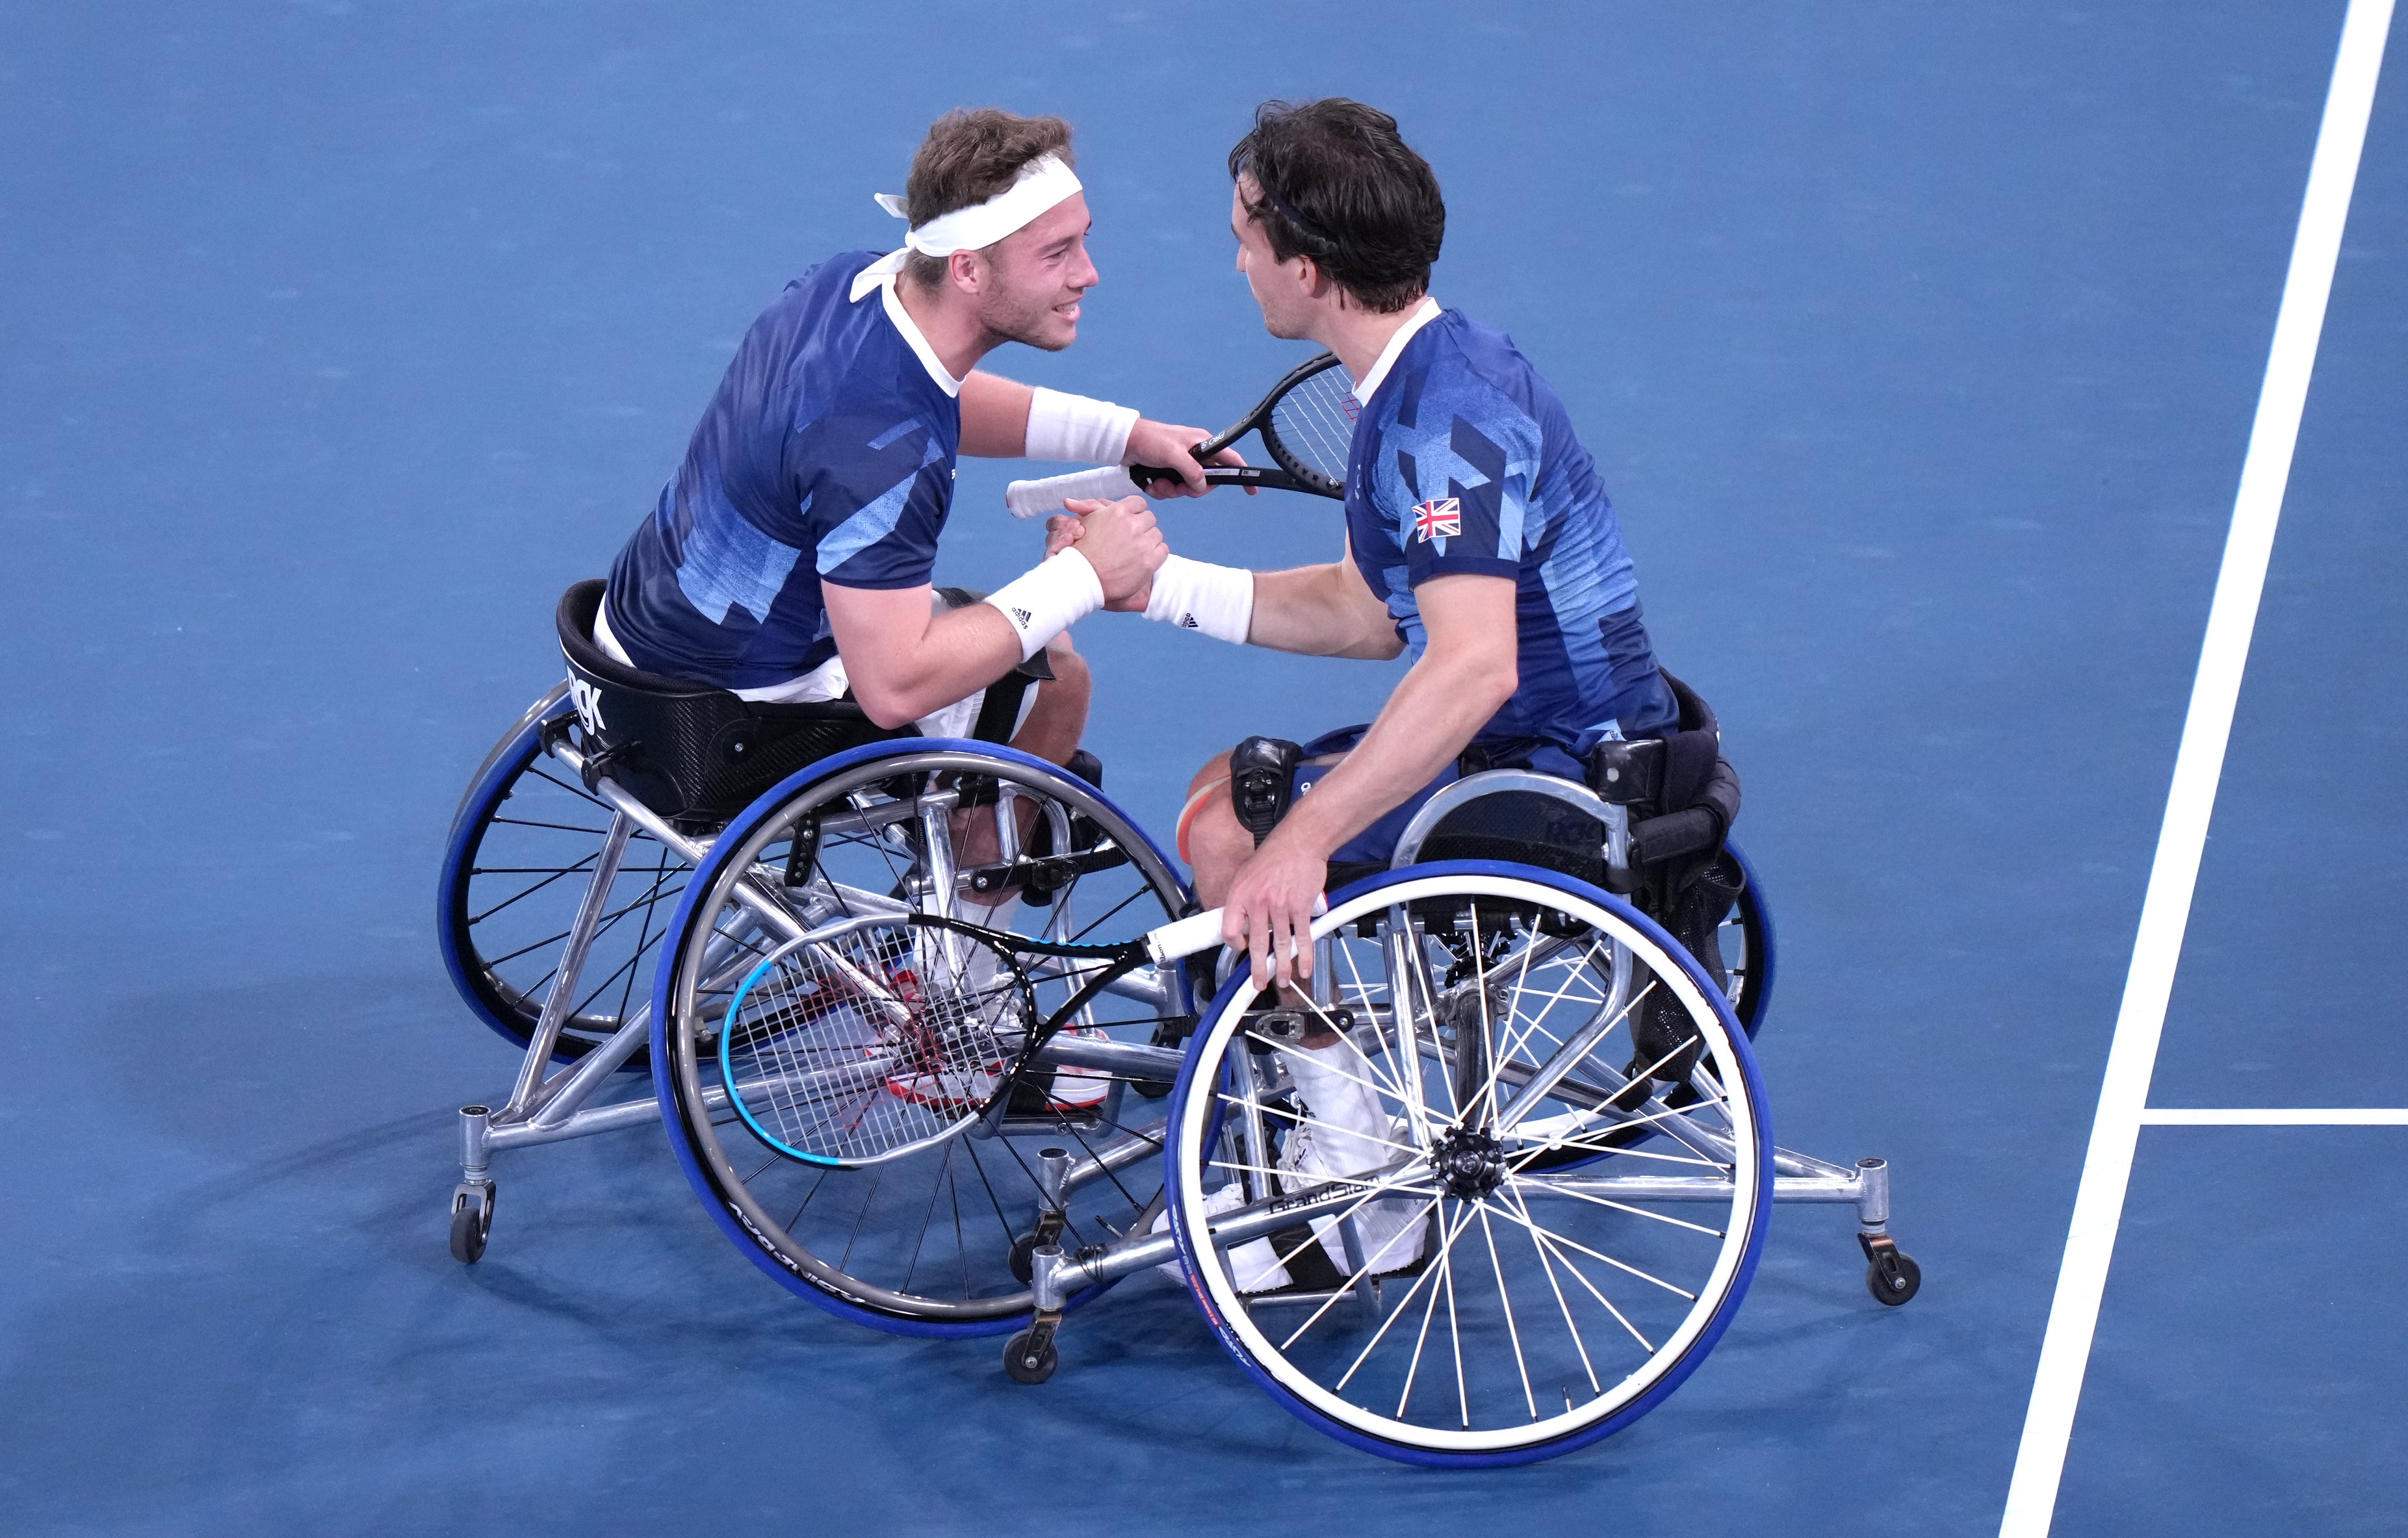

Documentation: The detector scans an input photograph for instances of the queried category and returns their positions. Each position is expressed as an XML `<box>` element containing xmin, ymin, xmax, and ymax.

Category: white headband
<box><xmin>872</xmin><ymin>153</ymin><xmax>1083</xmax><ymax>257</ymax></box>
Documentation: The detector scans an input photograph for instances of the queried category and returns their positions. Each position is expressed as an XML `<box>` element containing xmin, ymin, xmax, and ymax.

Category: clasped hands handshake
<box><xmin>1041</xmin><ymin>415</ymin><xmax>1252</xmax><ymax>610</ymax></box>
<box><xmin>1046</xmin><ymin>496</ymin><xmax>1163</xmax><ymax>611</ymax></box>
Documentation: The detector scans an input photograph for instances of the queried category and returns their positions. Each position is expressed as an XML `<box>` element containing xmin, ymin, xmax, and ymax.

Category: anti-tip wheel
<box><xmin>1007</xmin><ymin>1233</ymin><xmax>1039</xmax><ymax>1285</ymax></box>
<box><xmin>1861</xmin><ymin>1235</ymin><xmax>1920</xmax><ymax>1306</ymax></box>
<box><xmin>450</xmin><ymin>1183</ymin><xmax>495</xmax><ymax>1264</ymax></box>
<box><xmin>1002</xmin><ymin>1329</ymin><xmax>1058</xmax><ymax>1385</ymax></box>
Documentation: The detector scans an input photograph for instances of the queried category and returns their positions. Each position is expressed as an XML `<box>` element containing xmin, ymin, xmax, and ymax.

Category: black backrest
<box><xmin>554</xmin><ymin>580</ymin><xmax>905</xmax><ymax>825</ymax></box>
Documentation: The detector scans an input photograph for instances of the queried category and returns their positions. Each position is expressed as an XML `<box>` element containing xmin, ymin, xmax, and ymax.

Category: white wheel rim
<box><xmin>1172</xmin><ymin>871</ymin><xmax>1765</xmax><ymax>1453</ymax></box>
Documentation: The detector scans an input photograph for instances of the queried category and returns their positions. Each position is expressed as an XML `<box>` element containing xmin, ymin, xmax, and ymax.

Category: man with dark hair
<box><xmin>1057</xmin><ymin>96</ymin><xmax>1718</xmax><ymax>1287</ymax></box>
<box><xmin>1065</xmin><ymin>98</ymin><xmax>1690</xmax><ymax>1023</ymax></box>
<box><xmin>598</xmin><ymin>107</ymin><xmax>1239</xmax><ymax>769</ymax></box>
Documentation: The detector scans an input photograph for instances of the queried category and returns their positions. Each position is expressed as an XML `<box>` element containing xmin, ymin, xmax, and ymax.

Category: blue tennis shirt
<box><xmin>604</xmin><ymin>250</ymin><xmax>961</xmax><ymax>691</ymax></box>
<box><xmin>1343</xmin><ymin>303</ymin><xmax>1677</xmax><ymax>760</ymax></box>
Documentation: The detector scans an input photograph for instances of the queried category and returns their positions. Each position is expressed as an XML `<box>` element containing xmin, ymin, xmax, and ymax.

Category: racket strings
<box><xmin>724</xmin><ymin>929</ymin><xmax>1032</xmax><ymax>1165</ymax></box>
<box><xmin>1267</xmin><ymin>370</ymin><xmax>1360</xmax><ymax>485</ymax></box>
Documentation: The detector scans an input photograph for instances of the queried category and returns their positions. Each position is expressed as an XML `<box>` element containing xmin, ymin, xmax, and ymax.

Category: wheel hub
<box><xmin>1431</xmin><ymin>1128</ymin><xmax>1507</xmax><ymax>1200</ymax></box>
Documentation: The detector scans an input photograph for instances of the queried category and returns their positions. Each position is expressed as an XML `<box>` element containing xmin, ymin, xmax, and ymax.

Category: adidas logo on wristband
<box><xmin>1012</xmin><ymin>606</ymin><xmax>1033</xmax><ymax>626</ymax></box>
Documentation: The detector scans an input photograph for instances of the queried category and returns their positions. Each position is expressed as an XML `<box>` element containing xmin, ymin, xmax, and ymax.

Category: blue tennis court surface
<box><xmin>3</xmin><ymin>3</ymin><xmax>2400</xmax><ymax>1533</ymax></box>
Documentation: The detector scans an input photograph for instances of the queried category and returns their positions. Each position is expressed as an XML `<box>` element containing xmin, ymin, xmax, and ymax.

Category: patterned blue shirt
<box><xmin>1345</xmin><ymin>305</ymin><xmax>1676</xmax><ymax>756</ymax></box>
<box><xmin>605</xmin><ymin>250</ymin><xmax>959</xmax><ymax>690</ymax></box>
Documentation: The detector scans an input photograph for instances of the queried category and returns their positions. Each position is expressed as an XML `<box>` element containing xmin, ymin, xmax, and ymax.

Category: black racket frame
<box><xmin>1129</xmin><ymin>352</ymin><xmax>1348</xmax><ymax>500</ymax></box>
<box><xmin>867</xmin><ymin>912</ymin><xmax>1174</xmax><ymax>1124</ymax></box>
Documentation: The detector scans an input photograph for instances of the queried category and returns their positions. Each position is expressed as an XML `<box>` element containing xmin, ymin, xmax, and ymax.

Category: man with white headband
<box><xmin>597</xmin><ymin>108</ymin><xmax>1239</xmax><ymax>767</ymax></box>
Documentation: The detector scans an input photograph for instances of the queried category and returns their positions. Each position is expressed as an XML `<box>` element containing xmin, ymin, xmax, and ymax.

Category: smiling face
<box><xmin>966</xmin><ymin>192</ymin><xmax>1098</xmax><ymax>352</ymax></box>
<box><xmin>1232</xmin><ymin>179</ymin><xmax>1317</xmax><ymax>340</ymax></box>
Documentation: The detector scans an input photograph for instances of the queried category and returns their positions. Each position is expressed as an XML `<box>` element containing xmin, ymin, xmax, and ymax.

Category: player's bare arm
<box><xmin>829</xmin><ymin>496</ymin><xmax>1165</xmax><ymax>728</ymax></box>
<box><xmin>1233</xmin><ymin>540</ymin><xmax>1400</xmax><ymax>658</ymax></box>
<box><xmin>1204</xmin><ymin>573</ymin><xmax>1516</xmax><ymax>985</ymax></box>
<box><xmin>1048</xmin><ymin>514</ymin><xmax>1399</xmax><ymax>655</ymax></box>
<box><xmin>960</xmin><ymin>370</ymin><xmax>1241</xmax><ymax>494</ymax></box>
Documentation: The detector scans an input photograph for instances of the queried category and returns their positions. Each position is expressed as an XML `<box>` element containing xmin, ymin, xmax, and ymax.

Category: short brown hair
<box><xmin>1228</xmin><ymin>99</ymin><xmax>1443</xmax><ymax>314</ymax></box>
<box><xmin>901</xmin><ymin>109</ymin><xmax>1076</xmax><ymax>288</ymax></box>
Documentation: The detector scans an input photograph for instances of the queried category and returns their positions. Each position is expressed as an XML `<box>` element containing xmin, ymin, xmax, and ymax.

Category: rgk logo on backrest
<box><xmin>569</xmin><ymin>677</ymin><xmax>608</xmax><ymax>736</ymax></box>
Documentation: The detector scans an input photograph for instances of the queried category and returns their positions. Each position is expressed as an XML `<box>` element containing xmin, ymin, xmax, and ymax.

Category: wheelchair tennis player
<box><xmin>1055</xmin><ymin>97</ymin><xmax>1743</xmax><ymax>1104</ymax></box>
<box><xmin>596</xmin><ymin>107</ymin><xmax>1243</xmax><ymax>778</ymax></box>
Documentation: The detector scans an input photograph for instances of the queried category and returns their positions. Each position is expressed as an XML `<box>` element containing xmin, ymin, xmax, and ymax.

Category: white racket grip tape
<box><xmin>1146</xmin><ymin>909</ymin><xmax>1228</xmax><ymax>964</ymax></box>
<box><xmin>1143</xmin><ymin>896</ymin><xmax>1331</xmax><ymax>966</ymax></box>
<box><xmin>1003</xmin><ymin>465</ymin><xmax>1143</xmax><ymax>519</ymax></box>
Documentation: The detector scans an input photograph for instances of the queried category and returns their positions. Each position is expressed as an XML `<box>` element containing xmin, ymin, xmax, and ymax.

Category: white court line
<box><xmin>2138</xmin><ymin>1107</ymin><xmax>2408</xmax><ymax>1126</ymax></box>
<box><xmin>1996</xmin><ymin>3</ymin><xmax>2396</xmax><ymax>1534</ymax></box>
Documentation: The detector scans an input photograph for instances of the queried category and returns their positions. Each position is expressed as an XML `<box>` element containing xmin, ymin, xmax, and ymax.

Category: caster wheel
<box><xmin>450</xmin><ymin>1183</ymin><xmax>495</xmax><ymax>1264</ymax></box>
<box><xmin>1008</xmin><ymin>1233</ymin><xmax>1038</xmax><ymax>1285</ymax></box>
<box><xmin>1002</xmin><ymin>1329</ymin><xmax>1058</xmax><ymax>1385</ymax></box>
<box><xmin>1863</xmin><ymin>1238</ymin><xmax>1920</xmax><ymax>1306</ymax></box>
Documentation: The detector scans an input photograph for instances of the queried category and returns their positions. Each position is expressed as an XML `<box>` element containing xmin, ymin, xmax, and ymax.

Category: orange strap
<box><xmin>1176</xmin><ymin>776</ymin><xmax>1230</xmax><ymax>865</ymax></box>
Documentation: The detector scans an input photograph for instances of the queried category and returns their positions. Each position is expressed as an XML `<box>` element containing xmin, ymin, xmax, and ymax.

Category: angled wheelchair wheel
<box><xmin>1721</xmin><ymin>841</ymin><xmax>1774</xmax><ymax>1038</ymax></box>
<box><xmin>651</xmin><ymin>741</ymin><xmax>1195</xmax><ymax>1336</ymax></box>
<box><xmin>437</xmin><ymin>689</ymin><xmax>686</xmax><ymax>1069</ymax></box>
<box><xmin>1165</xmin><ymin>862</ymin><xmax>1770</xmax><ymax>1467</ymax></box>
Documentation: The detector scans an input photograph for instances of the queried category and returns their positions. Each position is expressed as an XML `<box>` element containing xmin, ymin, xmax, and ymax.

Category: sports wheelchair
<box><xmin>434</xmin><ymin>580</ymin><xmax>1918</xmax><ymax>1467</ymax></box>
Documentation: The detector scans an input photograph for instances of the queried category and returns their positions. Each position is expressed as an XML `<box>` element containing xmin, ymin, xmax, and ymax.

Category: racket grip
<box><xmin>1146</xmin><ymin>908</ymin><xmax>1227</xmax><ymax>964</ymax></box>
<box><xmin>1142</xmin><ymin>896</ymin><xmax>1332</xmax><ymax>966</ymax></box>
<box><xmin>1002</xmin><ymin>465</ymin><xmax>1143</xmax><ymax>519</ymax></box>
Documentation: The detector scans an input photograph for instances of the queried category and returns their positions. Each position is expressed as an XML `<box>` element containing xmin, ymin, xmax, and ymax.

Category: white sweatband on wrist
<box><xmin>1024</xmin><ymin>387</ymin><xmax>1140</xmax><ymax>465</ymax></box>
<box><xmin>983</xmin><ymin>548</ymin><xmax>1106</xmax><ymax>660</ymax></box>
<box><xmin>1142</xmin><ymin>554</ymin><xmax>1253</xmax><ymax>644</ymax></box>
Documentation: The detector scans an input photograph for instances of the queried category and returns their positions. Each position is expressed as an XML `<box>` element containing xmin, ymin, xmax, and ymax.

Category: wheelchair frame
<box><xmin>441</xmin><ymin>685</ymin><xmax>1920</xmax><ymax>1460</ymax></box>
<box><xmin>1387</xmin><ymin>768</ymin><xmax>1904</xmax><ymax>1279</ymax></box>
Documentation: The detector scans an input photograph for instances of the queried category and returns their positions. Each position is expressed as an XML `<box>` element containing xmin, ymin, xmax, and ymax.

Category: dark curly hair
<box><xmin>1228</xmin><ymin>99</ymin><xmax>1444</xmax><ymax>314</ymax></box>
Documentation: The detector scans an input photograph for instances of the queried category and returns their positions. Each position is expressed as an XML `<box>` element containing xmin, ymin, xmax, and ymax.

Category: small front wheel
<box><xmin>1863</xmin><ymin>1236</ymin><xmax>1921</xmax><ymax>1306</ymax></box>
<box><xmin>1002</xmin><ymin>1329</ymin><xmax>1058</xmax><ymax>1384</ymax></box>
<box><xmin>449</xmin><ymin>1183</ymin><xmax>495</xmax><ymax>1264</ymax></box>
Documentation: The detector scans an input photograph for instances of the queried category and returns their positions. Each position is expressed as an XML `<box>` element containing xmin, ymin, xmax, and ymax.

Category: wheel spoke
<box><xmin>1236</xmin><ymin>1029</ymin><xmax>1418</xmax><ymax>1134</ymax></box>
<box><xmin>1504</xmin><ymin>1174</ymin><xmax>1727</xmax><ymax>1238</ymax></box>
<box><xmin>1397</xmin><ymin>1197</ymin><xmax>1471</xmax><ymax>1418</ymax></box>
<box><xmin>1502</xmin><ymin>1188</ymin><xmax>1655</xmax><ymax>1354</ymax></box>
<box><xmin>1211</xmin><ymin>1089</ymin><xmax>1426</xmax><ymax>1164</ymax></box>
<box><xmin>1476</xmin><ymin>1203</ymin><xmax>1539</xmax><ymax>1422</ymax></box>
<box><xmin>1270</xmin><ymin>1189</ymin><xmax>1446</xmax><ymax>1354</ymax></box>
<box><xmin>1497</xmin><ymin>1178</ymin><xmax>1602</xmax><ymax>1397</ymax></box>
<box><xmin>1474</xmin><ymin>1196</ymin><xmax>1696</xmax><ymax>1301</ymax></box>
<box><xmin>465</xmin><ymin>855</ymin><xmax>600</xmax><ymax>926</ymax></box>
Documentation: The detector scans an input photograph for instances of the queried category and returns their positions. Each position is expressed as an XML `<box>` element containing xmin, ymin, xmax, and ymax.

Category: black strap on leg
<box><xmin>1228</xmin><ymin>736</ymin><xmax>1301</xmax><ymax>849</ymax></box>
<box><xmin>970</xmin><ymin>671</ymin><xmax>1035</xmax><ymax>743</ymax></box>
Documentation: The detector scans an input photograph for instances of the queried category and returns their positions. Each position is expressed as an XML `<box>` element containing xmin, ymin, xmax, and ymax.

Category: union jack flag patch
<box><xmin>1411</xmin><ymin>497</ymin><xmax>1462</xmax><ymax>543</ymax></box>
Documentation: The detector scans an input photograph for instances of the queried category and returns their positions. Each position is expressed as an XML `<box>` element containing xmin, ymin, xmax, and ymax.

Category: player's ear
<box><xmin>948</xmin><ymin>247</ymin><xmax>986</xmax><ymax>297</ymax></box>
<box><xmin>1295</xmin><ymin>253</ymin><xmax>1329</xmax><ymax>301</ymax></box>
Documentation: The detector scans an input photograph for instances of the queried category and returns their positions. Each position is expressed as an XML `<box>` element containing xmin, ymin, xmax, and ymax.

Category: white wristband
<box><xmin>983</xmin><ymin>548</ymin><xmax>1106</xmax><ymax>660</ymax></box>
<box><xmin>1142</xmin><ymin>554</ymin><xmax>1253</xmax><ymax>644</ymax></box>
<box><xmin>1025</xmin><ymin>387</ymin><xmax>1140</xmax><ymax>465</ymax></box>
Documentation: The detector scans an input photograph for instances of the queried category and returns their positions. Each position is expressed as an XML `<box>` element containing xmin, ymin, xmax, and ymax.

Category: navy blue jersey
<box><xmin>1345</xmin><ymin>305</ymin><xmax>1676</xmax><ymax>758</ymax></box>
<box><xmin>604</xmin><ymin>250</ymin><xmax>960</xmax><ymax>691</ymax></box>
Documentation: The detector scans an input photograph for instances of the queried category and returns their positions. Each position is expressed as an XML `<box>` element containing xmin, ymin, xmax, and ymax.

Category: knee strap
<box><xmin>1228</xmin><ymin>736</ymin><xmax>1301</xmax><ymax>848</ymax></box>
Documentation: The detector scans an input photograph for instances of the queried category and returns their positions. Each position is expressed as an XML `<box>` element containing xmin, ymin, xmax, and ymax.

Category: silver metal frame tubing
<box><xmin>455</xmin><ymin>729</ymin><xmax>1906</xmax><ymax>1322</ymax></box>
<box><xmin>455</xmin><ymin>734</ymin><xmax>1195</xmax><ymax>1210</ymax></box>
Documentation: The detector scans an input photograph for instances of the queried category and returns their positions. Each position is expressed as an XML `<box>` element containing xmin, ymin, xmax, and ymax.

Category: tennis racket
<box><xmin>1003</xmin><ymin>352</ymin><xmax>1357</xmax><ymax>518</ymax></box>
<box><xmin>718</xmin><ymin>906</ymin><xmax>1226</xmax><ymax>1168</ymax></box>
